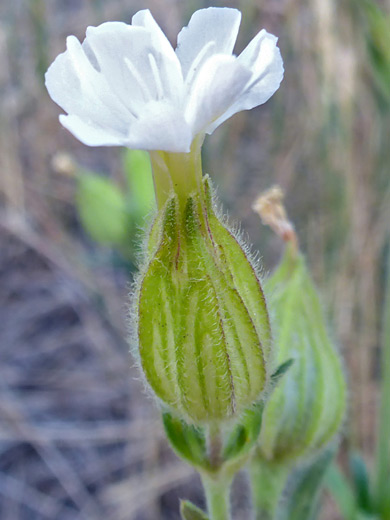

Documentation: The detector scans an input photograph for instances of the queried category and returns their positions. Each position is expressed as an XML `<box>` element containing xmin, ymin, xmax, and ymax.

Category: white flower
<box><xmin>45</xmin><ymin>7</ymin><xmax>284</xmax><ymax>153</ymax></box>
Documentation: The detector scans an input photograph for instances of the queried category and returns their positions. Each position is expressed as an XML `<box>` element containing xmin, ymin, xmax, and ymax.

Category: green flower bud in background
<box><xmin>134</xmin><ymin>149</ymin><xmax>272</xmax><ymax>425</ymax></box>
<box><xmin>247</xmin><ymin>187</ymin><xmax>347</xmax><ymax>520</ymax></box>
<box><xmin>260</xmin><ymin>244</ymin><xmax>346</xmax><ymax>463</ymax></box>
<box><xmin>253</xmin><ymin>187</ymin><xmax>346</xmax><ymax>464</ymax></box>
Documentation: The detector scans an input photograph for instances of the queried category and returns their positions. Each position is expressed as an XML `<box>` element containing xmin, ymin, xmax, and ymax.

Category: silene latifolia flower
<box><xmin>45</xmin><ymin>7</ymin><xmax>284</xmax><ymax>425</ymax></box>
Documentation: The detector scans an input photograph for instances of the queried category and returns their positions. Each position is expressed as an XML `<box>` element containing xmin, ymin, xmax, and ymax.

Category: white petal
<box><xmin>45</xmin><ymin>35</ymin><xmax>133</xmax><ymax>136</ymax></box>
<box><xmin>85</xmin><ymin>21</ymin><xmax>183</xmax><ymax>111</ymax></box>
<box><xmin>60</xmin><ymin>114</ymin><xmax>128</xmax><ymax>146</ymax></box>
<box><xmin>132</xmin><ymin>10</ymin><xmax>184</xmax><ymax>105</ymax></box>
<box><xmin>127</xmin><ymin>101</ymin><xmax>192</xmax><ymax>152</ymax></box>
<box><xmin>239</xmin><ymin>30</ymin><xmax>284</xmax><ymax>95</ymax></box>
<box><xmin>132</xmin><ymin>10</ymin><xmax>176</xmax><ymax>64</ymax></box>
<box><xmin>185</xmin><ymin>54</ymin><xmax>252</xmax><ymax>136</ymax></box>
<box><xmin>208</xmin><ymin>30</ymin><xmax>284</xmax><ymax>131</ymax></box>
<box><xmin>84</xmin><ymin>23</ymin><xmax>155</xmax><ymax>111</ymax></box>
<box><xmin>176</xmin><ymin>7</ymin><xmax>241</xmax><ymax>78</ymax></box>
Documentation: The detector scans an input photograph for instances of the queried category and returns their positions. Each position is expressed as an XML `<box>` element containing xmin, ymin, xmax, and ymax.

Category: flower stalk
<box><xmin>249</xmin><ymin>453</ymin><xmax>289</xmax><ymax>520</ymax></box>
<box><xmin>201</xmin><ymin>474</ymin><xmax>232</xmax><ymax>520</ymax></box>
<box><xmin>195</xmin><ymin>425</ymin><xmax>233</xmax><ymax>520</ymax></box>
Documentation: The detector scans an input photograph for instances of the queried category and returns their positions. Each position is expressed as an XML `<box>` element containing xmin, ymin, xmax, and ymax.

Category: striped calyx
<box><xmin>137</xmin><ymin>178</ymin><xmax>272</xmax><ymax>424</ymax></box>
<box><xmin>259</xmin><ymin>245</ymin><xmax>346</xmax><ymax>463</ymax></box>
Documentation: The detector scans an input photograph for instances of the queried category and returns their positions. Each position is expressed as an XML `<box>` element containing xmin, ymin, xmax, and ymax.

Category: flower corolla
<box><xmin>45</xmin><ymin>7</ymin><xmax>284</xmax><ymax>152</ymax></box>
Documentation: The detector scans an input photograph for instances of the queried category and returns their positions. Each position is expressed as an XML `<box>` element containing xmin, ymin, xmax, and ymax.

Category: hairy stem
<box><xmin>249</xmin><ymin>454</ymin><xmax>289</xmax><ymax>520</ymax></box>
<box><xmin>201</xmin><ymin>475</ymin><xmax>231</xmax><ymax>520</ymax></box>
<box><xmin>200</xmin><ymin>425</ymin><xmax>231</xmax><ymax>520</ymax></box>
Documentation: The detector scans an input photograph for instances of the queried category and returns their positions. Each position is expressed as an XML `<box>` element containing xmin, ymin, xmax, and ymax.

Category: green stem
<box><xmin>201</xmin><ymin>475</ymin><xmax>231</xmax><ymax>520</ymax></box>
<box><xmin>199</xmin><ymin>424</ymin><xmax>231</xmax><ymax>520</ymax></box>
<box><xmin>249</xmin><ymin>454</ymin><xmax>289</xmax><ymax>520</ymax></box>
<box><xmin>375</xmin><ymin>243</ymin><xmax>390</xmax><ymax>517</ymax></box>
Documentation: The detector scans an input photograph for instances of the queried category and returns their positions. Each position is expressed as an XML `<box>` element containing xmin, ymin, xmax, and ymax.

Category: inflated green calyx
<box><xmin>137</xmin><ymin>178</ymin><xmax>272</xmax><ymax>424</ymax></box>
<box><xmin>259</xmin><ymin>244</ymin><xmax>346</xmax><ymax>463</ymax></box>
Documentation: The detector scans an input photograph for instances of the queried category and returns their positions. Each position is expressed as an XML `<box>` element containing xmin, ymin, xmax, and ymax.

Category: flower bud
<box><xmin>135</xmin><ymin>178</ymin><xmax>272</xmax><ymax>424</ymax></box>
<box><xmin>258</xmin><ymin>245</ymin><xmax>346</xmax><ymax>463</ymax></box>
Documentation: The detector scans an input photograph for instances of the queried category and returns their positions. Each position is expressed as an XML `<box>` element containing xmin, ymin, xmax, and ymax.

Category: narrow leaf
<box><xmin>325</xmin><ymin>463</ymin><xmax>357</xmax><ymax>520</ymax></box>
<box><xmin>349</xmin><ymin>452</ymin><xmax>372</xmax><ymax>513</ymax></box>
<box><xmin>281</xmin><ymin>447</ymin><xmax>335</xmax><ymax>520</ymax></box>
<box><xmin>270</xmin><ymin>358</ymin><xmax>294</xmax><ymax>386</ymax></box>
<box><xmin>375</xmin><ymin>243</ymin><xmax>390</xmax><ymax>516</ymax></box>
<box><xmin>180</xmin><ymin>500</ymin><xmax>209</xmax><ymax>520</ymax></box>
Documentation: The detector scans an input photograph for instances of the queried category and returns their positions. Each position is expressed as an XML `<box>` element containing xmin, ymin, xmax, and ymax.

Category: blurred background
<box><xmin>1</xmin><ymin>0</ymin><xmax>389</xmax><ymax>518</ymax></box>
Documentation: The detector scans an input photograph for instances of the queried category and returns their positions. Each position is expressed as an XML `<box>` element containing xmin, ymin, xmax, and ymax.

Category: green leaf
<box><xmin>349</xmin><ymin>452</ymin><xmax>373</xmax><ymax>513</ymax></box>
<box><xmin>325</xmin><ymin>463</ymin><xmax>358</xmax><ymax>520</ymax></box>
<box><xmin>162</xmin><ymin>411</ymin><xmax>207</xmax><ymax>469</ymax></box>
<box><xmin>281</xmin><ymin>447</ymin><xmax>335</xmax><ymax>520</ymax></box>
<box><xmin>223</xmin><ymin>402</ymin><xmax>264</xmax><ymax>461</ymax></box>
<box><xmin>180</xmin><ymin>500</ymin><xmax>209</xmax><ymax>520</ymax></box>
<box><xmin>375</xmin><ymin>242</ymin><xmax>390</xmax><ymax>518</ymax></box>
<box><xmin>361</xmin><ymin>0</ymin><xmax>390</xmax><ymax>103</ymax></box>
<box><xmin>76</xmin><ymin>172</ymin><xmax>128</xmax><ymax>245</ymax></box>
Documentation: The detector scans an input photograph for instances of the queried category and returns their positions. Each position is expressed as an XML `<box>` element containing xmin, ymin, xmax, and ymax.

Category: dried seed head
<box><xmin>252</xmin><ymin>185</ymin><xmax>297</xmax><ymax>249</ymax></box>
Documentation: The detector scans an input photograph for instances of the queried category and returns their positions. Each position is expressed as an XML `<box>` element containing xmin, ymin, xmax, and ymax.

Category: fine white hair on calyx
<box><xmin>205</xmin><ymin>176</ymin><xmax>266</xmax><ymax>283</ymax></box>
<box><xmin>205</xmin><ymin>176</ymin><xmax>276</xmax><ymax>388</ymax></box>
<box><xmin>126</xmin><ymin>205</ymin><xmax>159</xmax><ymax>363</ymax></box>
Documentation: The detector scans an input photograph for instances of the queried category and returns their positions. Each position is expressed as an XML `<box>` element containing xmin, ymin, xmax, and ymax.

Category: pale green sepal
<box><xmin>223</xmin><ymin>402</ymin><xmax>264</xmax><ymax>462</ymax></box>
<box><xmin>203</xmin><ymin>177</ymin><xmax>272</xmax><ymax>360</ymax></box>
<box><xmin>163</xmin><ymin>411</ymin><xmax>208</xmax><ymax>470</ymax></box>
<box><xmin>184</xmin><ymin>187</ymin><xmax>268</xmax><ymax>420</ymax></box>
<box><xmin>137</xmin><ymin>199</ymin><xmax>181</xmax><ymax>409</ymax></box>
<box><xmin>180</xmin><ymin>500</ymin><xmax>209</xmax><ymax>520</ymax></box>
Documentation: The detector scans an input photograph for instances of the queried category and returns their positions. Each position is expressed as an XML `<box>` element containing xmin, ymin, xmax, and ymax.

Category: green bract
<box><xmin>136</xmin><ymin>178</ymin><xmax>272</xmax><ymax>424</ymax></box>
<box><xmin>258</xmin><ymin>244</ymin><xmax>346</xmax><ymax>463</ymax></box>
